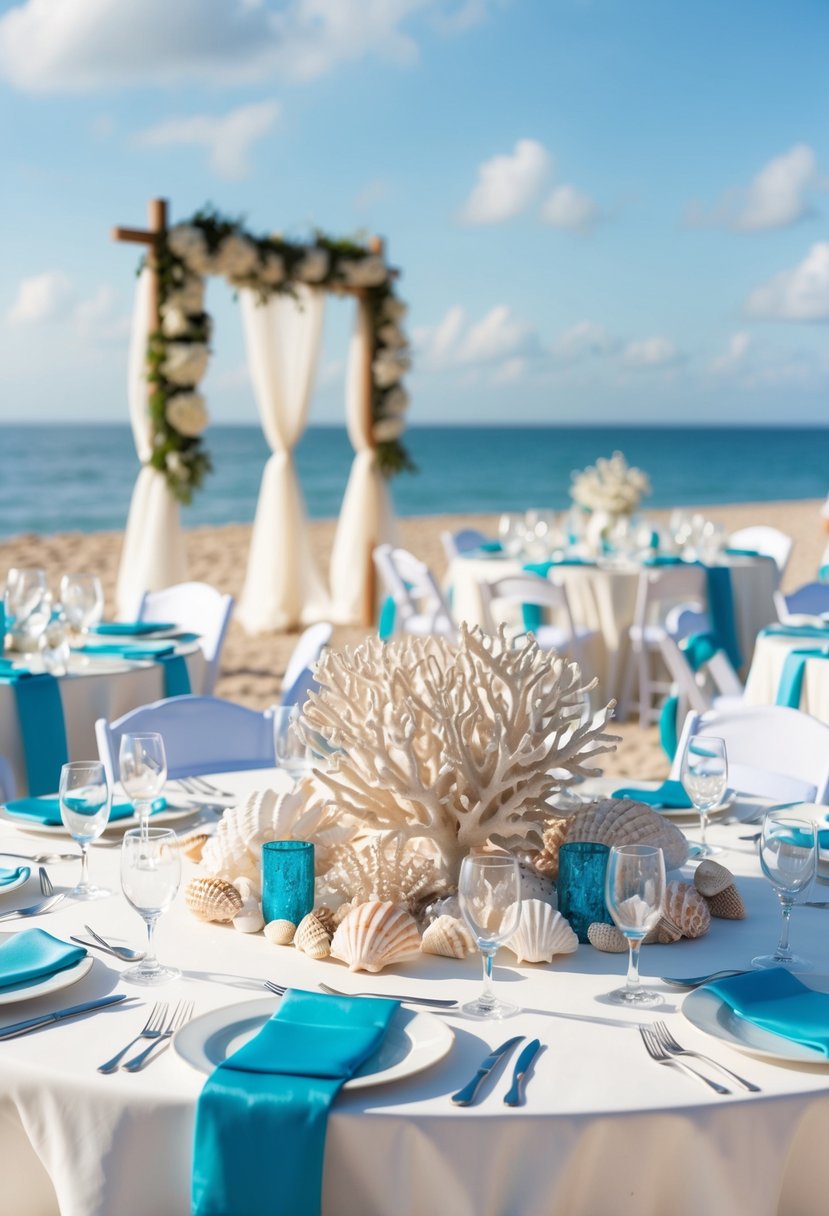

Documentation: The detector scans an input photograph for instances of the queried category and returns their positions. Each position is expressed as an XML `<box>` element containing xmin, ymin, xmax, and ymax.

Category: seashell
<box><xmin>233</xmin><ymin>900</ymin><xmax>265</xmax><ymax>934</ymax></box>
<box><xmin>587</xmin><ymin>922</ymin><xmax>628</xmax><ymax>952</ymax></box>
<box><xmin>313</xmin><ymin>905</ymin><xmax>338</xmax><ymax>937</ymax></box>
<box><xmin>294</xmin><ymin>913</ymin><xmax>331</xmax><ymax>960</ymax></box>
<box><xmin>233</xmin><ymin>876</ymin><xmax>258</xmax><ymax>904</ymax></box>
<box><xmin>331</xmin><ymin>900</ymin><xmax>421</xmax><ymax>973</ymax></box>
<box><xmin>517</xmin><ymin>861</ymin><xmax>556</xmax><ymax>907</ymax></box>
<box><xmin>425</xmin><ymin>894</ymin><xmax>461</xmax><ymax>923</ymax></box>
<box><xmin>172</xmin><ymin>832</ymin><xmax>210</xmax><ymax>863</ymax></box>
<box><xmin>264</xmin><ymin>919</ymin><xmax>296</xmax><ymax>945</ymax></box>
<box><xmin>199</xmin><ymin>786</ymin><xmax>318</xmax><ymax>898</ymax></box>
<box><xmin>539</xmin><ymin>799</ymin><xmax>689</xmax><ymax>880</ymax></box>
<box><xmin>693</xmin><ymin>859</ymin><xmax>734</xmax><ymax>898</ymax></box>
<box><xmin>506</xmin><ymin>900</ymin><xmax>578</xmax><ymax>964</ymax></box>
<box><xmin>663</xmin><ymin>880</ymin><xmax>711</xmax><ymax>939</ymax></box>
<box><xmin>707</xmin><ymin>884</ymin><xmax>747</xmax><ymax>920</ymax></box>
<box><xmin>185</xmin><ymin>876</ymin><xmax>244</xmax><ymax>923</ymax></box>
<box><xmin>421</xmin><ymin>915</ymin><xmax>474</xmax><ymax>959</ymax></box>
<box><xmin>654</xmin><ymin>917</ymin><xmax>683</xmax><ymax>944</ymax></box>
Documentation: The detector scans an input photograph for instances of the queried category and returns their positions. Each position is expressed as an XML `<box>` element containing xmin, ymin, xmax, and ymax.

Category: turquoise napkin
<box><xmin>705</xmin><ymin>968</ymin><xmax>829</xmax><ymax>1056</ymax></box>
<box><xmin>0</xmin><ymin>865</ymin><xmax>28</xmax><ymax>887</ymax></box>
<box><xmin>93</xmin><ymin>621</ymin><xmax>176</xmax><ymax>636</ymax></box>
<box><xmin>78</xmin><ymin>643</ymin><xmax>191</xmax><ymax>697</ymax></box>
<box><xmin>192</xmin><ymin>988</ymin><xmax>399</xmax><ymax>1216</ymax></box>
<box><xmin>775</xmin><ymin>647</ymin><xmax>829</xmax><ymax>710</ymax></box>
<box><xmin>643</xmin><ymin>555</ymin><xmax>684</xmax><ymax>566</ymax></box>
<box><xmin>612</xmin><ymin>779</ymin><xmax>693</xmax><ymax>809</ymax></box>
<box><xmin>378</xmin><ymin>596</ymin><xmax>397</xmax><ymax>641</ymax></box>
<box><xmin>0</xmin><ymin>929</ymin><xmax>86</xmax><ymax>990</ymax></box>
<box><xmin>724</xmin><ymin>547</ymin><xmax>772</xmax><ymax>559</ymax></box>
<box><xmin>0</xmin><ymin>665</ymin><xmax>68</xmax><ymax>797</ymax></box>
<box><xmin>763</xmin><ymin>624</ymin><xmax>829</xmax><ymax>641</ymax></box>
<box><xmin>3</xmin><ymin>796</ymin><xmax>165</xmax><ymax>827</ymax></box>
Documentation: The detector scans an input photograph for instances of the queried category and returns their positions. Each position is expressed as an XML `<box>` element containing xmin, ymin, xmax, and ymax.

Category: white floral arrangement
<box><xmin>144</xmin><ymin>208</ymin><xmax>413</xmax><ymax>503</ymax></box>
<box><xmin>570</xmin><ymin>451</ymin><xmax>651</xmax><ymax>517</ymax></box>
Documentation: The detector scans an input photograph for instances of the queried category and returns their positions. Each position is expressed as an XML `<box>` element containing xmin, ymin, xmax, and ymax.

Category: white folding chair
<box><xmin>373</xmin><ymin>545</ymin><xmax>457</xmax><ymax>639</ymax></box>
<box><xmin>729</xmin><ymin>526</ymin><xmax>793</xmax><ymax>576</ymax></box>
<box><xmin>137</xmin><ymin>582</ymin><xmax>234</xmax><ymax>695</ymax></box>
<box><xmin>280</xmin><ymin>623</ymin><xmax>332</xmax><ymax>710</ymax></box>
<box><xmin>96</xmin><ymin>695</ymin><xmax>276</xmax><ymax>785</ymax></box>
<box><xmin>774</xmin><ymin>581</ymin><xmax>829</xmax><ymax>625</ymax></box>
<box><xmin>670</xmin><ymin>705</ymin><xmax>829</xmax><ymax>804</ymax></box>
<box><xmin>440</xmin><ymin>528</ymin><xmax>495</xmax><ymax>563</ymax></box>
<box><xmin>477</xmin><ymin>573</ymin><xmax>597</xmax><ymax>665</ymax></box>
<box><xmin>0</xmin><ymin>755</ymin><xmax>15</xmax><ymax>803</ymax></box>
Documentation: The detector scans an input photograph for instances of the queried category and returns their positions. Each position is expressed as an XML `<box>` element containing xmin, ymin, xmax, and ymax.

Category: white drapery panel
<box><xmin>237</xmin><ymin>285</ymin><xmax>330</xmax><ymax>632</ymax></box>
<box><xmin>116</xmin><ymin>268</ymin><xmax>187</xmax><ymax>618</ymax></box>
<box><xmin>329</xmin><ymin>299</ymin><xmax>397</xmax><ymax>624</ymax></box>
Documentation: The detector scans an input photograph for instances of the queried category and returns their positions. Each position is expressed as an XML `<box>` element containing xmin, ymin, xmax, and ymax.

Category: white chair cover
<box><xmin>115</xmin><ymin>268</ymin><xmax>187</xmax><ymax>617</ymax></box>
<box><xmin>329</xmin><ymin>299</ymin><xmax>397</xmax><ymax>624</ymax></box>
<box><xmin>236</xmin><ymin>286</ymin><xmax>330</xmax><ymax>632</ymax></box>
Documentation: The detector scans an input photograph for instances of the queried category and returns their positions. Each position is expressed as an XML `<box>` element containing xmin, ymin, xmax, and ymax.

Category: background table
<box><xmin>744</xmin><ymin>631</ymin><xmax>829</xmax><ymax>723</ymax></box>
<box><xmin>2</xmin><ymin>771</ymin><xmax>829</xmax><ymax>1216</ymax></box>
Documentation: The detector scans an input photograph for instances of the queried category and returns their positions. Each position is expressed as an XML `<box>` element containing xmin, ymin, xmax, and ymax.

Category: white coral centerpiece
<box><xmin>570</xmin><ymin>451</ymin><xmax>650</xmax><ymax>517</ymax></box>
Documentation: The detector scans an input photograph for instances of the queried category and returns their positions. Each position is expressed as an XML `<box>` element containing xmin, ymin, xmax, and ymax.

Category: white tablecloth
<box><xmin>449</xmin><ymin>556</ymin><xmax>778</xmax><ymax>704</ymax></box>
<box><xmin>744</xmin><ymin>632</ymin><xmax>829</xmax><ymax>724</ymax></box>
<box><xmin>2</xmin><ymin>771</ymin><xmax>829</xmax><ymax>1216</ymax></box>
<box><xmin>0</xmin><ymin>647</ymin><xmax>205</xmax><ymax>796</ymax></box>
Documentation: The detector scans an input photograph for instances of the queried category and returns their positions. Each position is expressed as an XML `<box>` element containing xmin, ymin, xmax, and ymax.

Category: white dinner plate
<box><xmin>0</xmin><ymin>801</ymin><xmax>205</xmax><ymax>837</ymax></box>
<box><xmin>682</xmin><ymin>974</ymin><xmax>829</xmax><ymax>1065</ymax></box>
<box><xmin>0</xmin><ymin>954</ymin><xmax>94</xmax><ymax>1007</ymax></box>
<box><xmin>174</xmin><ymin>996</ymin><xmax>454</xmax><ymax>1089</ymax></box>
<box><xmin>0</xmin><ymin>866</ymin><xmax>31</xmax><ymax>896</ymax></box>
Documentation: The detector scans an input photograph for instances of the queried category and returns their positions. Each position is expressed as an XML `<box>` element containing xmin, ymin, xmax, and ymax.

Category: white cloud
<box><xmin>552</xmin><ymin>320</ymin><xmax>613</xmax><ymax>360</ymax></box>
<box><xmin>74</xmin><ymin>285</ymin><xmax>131</xmax><ymax>342</ymax></box>
<box><xmin>622</xmin><ymin>336</ymin><xmax>680</xmax><ymax>368</ymax></box>
<box><xmin>493</xmin><ymin>356</ymin><xmax>526</xmax><ymax>383</ymax></box>
<box><xmin>416</xmin><ymin>304</ymin><xmax>536</xmax><ymax>368</ymax></box>
<box><xmin>137</xmin><ymin>99</ymin><xmax>279</xmax><ymax>180</ymax></box>
<box><xmin>540</xmin><ymin>184</ymin><xmax>601</xmax><ymax>234</ymax></box>
<box><xmin>460</xmin><ymin>138</ymin><xmax>551</xmax><ymax>224</ymax></box>
<box><xmin>745</xmin><ymin>242</ymin><xmax>829</xmax><ymax>321</ymax></box>
<box><xmin>687</xmin><ymin>144</ymin><xmax>822</xmax><ymax>231</ymax></box>
<box><xmin>8</xmin><ymin>271</ymin><xmax>73</xmax><ymax>323</ymax></box>
<box><xmin>710</xmin><ymin>331</ymin><xmax>752</xmax><ymax>373</ymax></box>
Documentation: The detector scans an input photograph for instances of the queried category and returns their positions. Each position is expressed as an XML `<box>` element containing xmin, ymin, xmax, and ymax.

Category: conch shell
<box><xmin>506</xmin><ymin>900</ymin><xmax>578</xmax><ymax>964</ymax></box>
<box><xmin>330</xmin><ymin>900</ymin><xmax>421</xmax><ymax>973</ymax></box>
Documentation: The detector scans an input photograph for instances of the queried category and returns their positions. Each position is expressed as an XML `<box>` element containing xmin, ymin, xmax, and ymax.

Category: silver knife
<box><xmin>504</xmin><ymin>1038</ymin><xmax>542</xmax><ymax>1107</ymax></box>
<box><xmin>451</xmin><ymin>1035</ymin><xmax>524</xmax><ymax>1106</ymax></box>
<box><xmin>0</xmin><ymin>994</ymin><xmax>133</xmax><ymax>1040</ymax></box>
<box><xmin>803</xmin><ymin>902</ymin><xmax>829</xmax><ymax>909</ymax></box>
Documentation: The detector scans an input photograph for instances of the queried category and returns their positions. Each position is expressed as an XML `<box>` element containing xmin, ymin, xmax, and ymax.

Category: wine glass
<box><xmin>59</xmin><ymin>761</ymin><xmax>113</xmax><ymax>900</ymax></box>
<box><xmin>498</xmin><ymin>513</ymin><xmax>526</xmax><ymax>559</ymax></box>
<box><xmin>119</xmin><ymin>733</ymin><xmax>167</xmax><ymax>836</ymax></box>
<box><xmin>458</xmin><ymin>853</ymin><xmax>522</xmax><ymax>1020</ymax></box>
<box><xmin>752</xmin><ymin>811</ymin><xmax>816</xmax><ymax>972</ymax></box>
<box><xmin>60</xmin><ymin>573</ymin><xmax>104</xmax><ymax>636</ymax></box>
<box><xmin>273</xmin><ymin>706</ymin><xmax>315</xmax><ymax>783</ymax></box>
<box><xmin>680</xmin><ymin>734</ymin><xmax>727</xmax><ymax>857</ymax></box>
<box><xmin>120</xmin><ymin>827</ymin><xmax>181</xmax><ymax>984</ymax></box>
<box><xmin>604</xmin><ymin>844</ymin><xmax>666</xmax><ymax>1006</ymax></box>
<box><xmin>5</xmin><ymin>568</ymin><xmax>49</xmax><ymax>653</ymax></box>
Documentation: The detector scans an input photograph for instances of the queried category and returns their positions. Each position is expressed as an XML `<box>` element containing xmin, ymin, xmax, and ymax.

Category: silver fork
<box><xmin>39</xmin><ymin>867</ymin><xmax>53</xmax><ymax>896</ymax></box>
<box><xmin>651</xmin><ymin>1021</ymin><xmax>760</xmax><ymax>1092</ymax></box>
<box><xmin>0</xmin><ymin>892</ymin><xmax>65</xmax><ymax>922</ymax></box>
<box><xmin>264</xmin><ymin>979</ymin><xmax>458</xmax><ymax>1009</ymax></box>
<box><xmin>123</xmin><ymin>1000</ymin><xmax>195</xmax><ymax>1071</ymax></box>
<box><xmin>97</xmin><ymin>1003</ymin><xmax>167</xmax><ymax>1074</ymax></box>
<box><xmin>639</xmin><ymin>1025</ymin><xmax>730</xmax><ymax>1094</ymax></box>
<box><xmin>188</xmin><ymin>775</ymin><xmax>233</xmax><ymax>798</ymax></box>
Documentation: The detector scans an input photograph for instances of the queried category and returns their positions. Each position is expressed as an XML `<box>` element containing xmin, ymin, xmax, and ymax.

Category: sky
<box><xmin>0</xmin><ymin>0</ymin><xmax>827</xmax><ymax>428</ymax></box>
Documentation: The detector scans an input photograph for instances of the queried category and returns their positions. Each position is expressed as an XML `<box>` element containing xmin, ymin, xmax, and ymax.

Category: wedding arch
<box><xmin>112</xmin><ymin>198</ymin><xmax>412</xmax><ymax>630</ymax></box>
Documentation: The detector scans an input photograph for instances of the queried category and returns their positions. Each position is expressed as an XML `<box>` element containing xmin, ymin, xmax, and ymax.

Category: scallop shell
<box><xmin>693</xmin><ymin>859</ymin><xmax>734</xmax><ymax>898</ymax></box>
<box><xmin>185</xmin><ymin>876</ymin><xmax>244</xmax><ymax>923</ymax></box>
<box><xmin>294</xmin><ymin>913</ymin><xmax>331</xmax><ymax>960</ymax></box>
<box><xmin>264</xmin><ymin>919</ymin><xmax>296</xmax><ymax>945</ymax></box>
<box><xmin>707</xmin><ymin>884</ymin><xmax>747</xmax><ymax>920</ymax></box>
<box><xmin>330</xmin><ymin>901</ymin><xmax>421</xmax><ymax>973</ymax></box>
<box><xmin>587</xmin><ymin>922</ymin><xmax>628</xmax><ymax>952</ymax></box>
<box><xmin>540</xmin><ymin>799</ymin><xmax>689</xmax><ymax>879</ymax></box>
<box><xmin>663</xmin><ymin>880</ymin><xmax>711</xmax><ymax>939</ymax></box>
<box><xmin>233</xmin><ymin>900</ymin><xmax>265</xmax><ymax>934</ymax></box>
<box><xmin>421</xmin><ymin>915</ymin><xmax>474</xmax><ymax>959</ymax></box>
<box><xmin>506</xmin><ymin>900</ymin><xmax>578</xmax><ymax>964</ymax></box>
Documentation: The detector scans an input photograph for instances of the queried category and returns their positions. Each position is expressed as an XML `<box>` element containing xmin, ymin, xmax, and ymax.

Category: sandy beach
<box><xmin>1</xmin><ymin>497</ymin><xmax>823</xmax><ymax>781</ymax></box>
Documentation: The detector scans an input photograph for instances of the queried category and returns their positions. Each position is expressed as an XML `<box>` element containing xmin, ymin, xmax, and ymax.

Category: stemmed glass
<box><xmin>458</xmin><ymin>853</ymin><xmax>522</xmax><ymax>1020</ymax></box>
<box><xmin>604</xmin><ymin>844</ymin><xmax>666</xmax><ymax>1006</ymax></box>
<box><xmin>5</xmin><ymin>568</ymin><xmax>50</xmax><ymax>653</ymax></box>
<box><xmin>752</xmin><ymin>811</ymin><xmax>816</xmax><ymax>971</ymax></box>
<box><xmin>119</xmin><ymin>733</ymin><xmax>167</xmax><ymax>837</ymax></box>
<box><xmin>59</xmin><ymin>761</ymin><xmax>113</xmax><ymax>900</ymax></box>
<box><xmin>680</xmin><ymin>734</ymin><xmax>727</xmax><ymax>857</ymax></box>
<box><xmin>120</xmin><ymin>827</ymin><xmax>181</xmax><ymax>985</ymax></box>
<box><xmin>273</xmin><ymin>706</ymin><xmax>315</xmax><ymax>783</ymax></box>
<box><xmin>60</xmin><ymin>573</ymin><xmax>104</xmax><ymax>636</ymax></box>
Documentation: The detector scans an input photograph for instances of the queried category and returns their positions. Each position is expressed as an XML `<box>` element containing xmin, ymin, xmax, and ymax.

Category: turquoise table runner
<box><xmin>0</xmin><ymin>661</ymin><xmax>68</xmax><ymax>796</ymax></box>
<box><xmin>703</xmin><ymin>565</ymin><xmax>742</xmax><ymax>670</ymax></box>
<box><xmin>193</xmin><ymin>989</ymin><xmax>399</xmax><ymax>1216</ymax></box>
<box><xmin>763</xmin><ymin>624</ymin><xmax>829</xmax><ymax>641</ymax></box>
<box><xmin>705</xmin><ymin>968</ymin><xmax>829</xmax><ymax>1056</ymax></box>
<box><xmin>775</xmin><ymin>647</ymin><xmax>829</xmax><ymax>710</ymax></box>
<box><xmin>79</xmin><ymin>643</ymin><xmax>191</xmax><ymax>697</ymax></box>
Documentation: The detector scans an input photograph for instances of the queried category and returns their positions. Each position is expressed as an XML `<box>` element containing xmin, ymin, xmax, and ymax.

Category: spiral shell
<box><xmin>264</xmin><ymin>920</ymin><xmax>296</xmax><ymax>945</ymax></box>
<box><xmin>538</xmin><ymin>799</ymin><xmax>689</xmax><ymax>879</ymax></box>
<box><xmin>506</xmin><ymin>901</ymin><xmax>578</xmax><ymax>964</ymax></box>
<box><xmin>707</xmin><ymin>885</ymin><xmax>747</xmax><ymax>920</ymax></box>
<box><xmin>693</xmin><ymin>859</ymin><xmax>734</xmax><ymax>898</ymax></box>
<box><xmin>294</xmin><ymin>913</ymin><xmax>331</xmax><ymax>959</ymax></box>
<box><xmin>421</xmin><ymin>915</ymin><xmax>474</xmax><ymax>959</ymax></box>
<box><xmin>185</xmin><ymin>876</ymin><xmax>243</xmax><ymax>923</ymax></box>
<box><xmin>331</xmin><ymin>901</ymin><xmax>421</xmax><ymax>973</ymax></box>
<box><xmin>663</xmin><ymin>880</ymin><xmax>711</xmax><ymax>939</ymax></box>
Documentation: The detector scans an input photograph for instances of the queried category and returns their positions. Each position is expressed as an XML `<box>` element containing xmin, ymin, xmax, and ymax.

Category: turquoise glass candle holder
<box><xmin>261</xmin><ymin>840</ymin><xmax>314</xmax><ymax>925</ymax></box>
<box><xmin>557</xmin><ymin>841</ymin><xmax>612</xmax><ymax>942</ymax></box>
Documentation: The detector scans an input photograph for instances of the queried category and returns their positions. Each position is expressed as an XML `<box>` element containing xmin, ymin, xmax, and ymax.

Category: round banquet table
<box><xmin>448</xmin><ymin>554</ymin><xmax>778</xmax><ymax>704</ymax></box>
<box><xmin>0</xmin><ymin>646</ymin><xmax>205</xmax><ymax>797</ymax></box>
<box><xmin>744</xmin><ymin>631</ymin><xmax>829</xmax><ymax>724</ymax></box>
<box><xmin>2</xmin><ymin>770</ymin><xmax>829</xmax><ymax>1216</ymax></box>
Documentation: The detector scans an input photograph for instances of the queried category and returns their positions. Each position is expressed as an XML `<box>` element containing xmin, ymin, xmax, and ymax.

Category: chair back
<box><xmin>0</xmin><ymin>755</ymin><xmax>15</xmax><ymax>803</ymax></box>
<box><xmin>96</xmin><ymin>695</ymin><xmax>276</xmax><ymax>784</ymax></box>
<box><xmin>281</xmin><ymin>623</ymin><xmax>333</xmax><ymax>709</ymax></box>
<box><xmin>440</xmin><ymin>529</ymin><xmax>493</xmax><ymax>563</ymax></box>
<box><xmin>729</xmin><ymin>526</ymin><xmax>793</xmax><ymax>574</ymax></box>
<box><xmin>137</xmin><ymin>582</ymin><xmax>234</xmax><ymax>695</ymax></box>
<box><xmin>373</xmin><ymin>545</ymin><xmax>455</xmax><ymax>637</ymax></box>
<box><xmin>478</xmin><ymin>574</ymin><xmax>577</xmax><ymax>643</ymax></box>
<box><xmin>656</xmin><ymin>635</ymin><xmax>711</xmax><ymax>714</ymax></box>
<box><xmin>632</xmin><ymin>565</ymin><xmax>707</xmax><ymax>634</ymax></box>
<box><xmin>775</xmin><ymin>581</ymin><xmax>829</xmax><ymax>623</ymax></box>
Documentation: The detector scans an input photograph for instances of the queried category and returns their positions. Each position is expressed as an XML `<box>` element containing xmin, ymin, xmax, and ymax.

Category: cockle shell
<box><xmin>264</xmin><ymin>920</ymin><xmax>296</xmax><ymax>945</ymax></box>
<box><xmin>233</xmin><ymin>900</ymin><xmax>265</xmax><ymax>934</ymax></box>
<box><xmin>294</xmin><ymin>913</ymin><xmax>331</xmax><ymax>960</ymax></box>
<box><xmin>506</xmin><ymin>900</ymin><xmax>578</xmax><ymax>964</ymax></box>
<box><xmin>330</xmin><ymin>901</ymin><xmax>421</xmax><ymax>973</ymax></box>
<box><xmin>185</xmin><ymin>876</ymin><xmax>244</xmax><ymax>923</ymax></box>
<box><xmin>313</xmin><ymin>906</ymin><xmax>338</xmax><ymax>937</ymax></box>
<box><xmin>537</xmin><ymin>799</ymin><xmax>689</xmax><ymax>880</ymax></box>
<box><xmin>707</xmin><ymin>885</ymin><xmax>747</xmax><ymax>920</ymax></box>
<box><xmin>693</xmin><ymin>860</ymin><xmax>734</xmax><ymax>898</ymax></box>
<box><xmin>421</xmin><ymin>915</ymin><xmax>474</xmax><ymax>959</ymax></box>
<box><xmin>663</xmin><ymin>880</ymin><xmax>711</xmax><ymax>939</ymax></box>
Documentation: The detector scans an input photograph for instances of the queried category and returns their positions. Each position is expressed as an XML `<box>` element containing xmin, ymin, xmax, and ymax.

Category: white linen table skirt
<box><xmin>2</xmin><ymin>770</ymin><xmax>829</xmax><ymax>1216</ymax></box>
<box><xmin>744</xmin><ymin>632</ymin><xmax>829</xmax><ymax>723</ymax></box>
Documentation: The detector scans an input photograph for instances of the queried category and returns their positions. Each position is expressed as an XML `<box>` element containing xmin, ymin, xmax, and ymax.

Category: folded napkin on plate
<box><xmin>0</xmin><ymin>664</ymin><xmax>68</xmax><ymax>797</ymax></box>
<box><xmin>705</xmin><ymin>968</ymin><xmax>829</xmax><ymax>1056</ymax></box>
<box><xmin>192</xmin><ymin>988</ymin><xmax>399</xmax><ymax>1216</ymax></box>
<box><xmin>0</xmin><ymin>865</ymin><xmax>28</xmax><ymax>887</ymax></box>
<box><xmin>612</xmin><ymin>779</ymin><xmax>693</xmax><ymax>809</ymax></box>
<box><xmin>0</xmin><ymin>929</ymin><xmax>86</xmax><ymax>990</ymax></box>
<box><xmin>3</xmin><ymin>796</ymin><xmax>166</xmax><ymax>827</ymax></box>
<box><xmin>92</xmin><ymin>621</ymin><xmax>177</xmax><ymax>637</ymax></box>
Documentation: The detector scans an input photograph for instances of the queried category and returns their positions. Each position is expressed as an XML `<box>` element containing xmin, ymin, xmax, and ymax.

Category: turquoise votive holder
<box><xmin>557</xmin><ymin>841</ymin><xmax>612</xmax><ymax>942</ymax></box>
<box><xmin>261</xmin><ymin>840</ymin><xmax>315</xmax><ymax>925</ymax></box>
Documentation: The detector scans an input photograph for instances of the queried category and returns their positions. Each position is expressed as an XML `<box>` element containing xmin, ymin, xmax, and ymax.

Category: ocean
<box><xmin>1</xmin><ymin>424</ymin><xmax>828</xmax><ymax>539</ymax></box>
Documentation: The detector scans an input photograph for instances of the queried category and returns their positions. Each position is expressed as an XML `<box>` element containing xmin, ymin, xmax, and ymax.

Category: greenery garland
<box><xmin>143</xmin><ymin>207</ymin><xmax>414</xmax><ymax>504</ymax></box>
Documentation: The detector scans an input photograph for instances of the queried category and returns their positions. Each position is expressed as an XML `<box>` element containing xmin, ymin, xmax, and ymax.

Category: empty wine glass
<box><xmin>60</xmin><ymin>573</ymin><xmax>104</xmax><ymax>636</ymax></box>
<box><xmin>120</xmin><ymin>827</ymin><xmax>181</xmax><ymax>984</ymax></box>
<box><xmin>59</xmin><ymin>761</ymin><xmax>113</xmax><ymax>900</ymax></box>
<box><xmin>498</xmin><ymin>513</ymin><xmax>527</xmax><ymax>559</ymax></box>
<box><xmin>119</xmin><ymin>733</ymin><xmax>167</xmax><ymax>837</ymax></box>
<box><xmin>273</xmin><ymin>706</ymin><xmax>315</xmax><ymax>783</ymax></box>
<box><xmin>5</xmin><ymin>568</ymin><xmax>50</xmax><ymax>653</ymax></box>
<box><xmin>680</xmin><ymin>734</ymin><xmax>727</xmax><ymax>857</ymax></box>
<box><xmin>604</xmin><ymin>844</ymin><xmax>666</xmax><ymax>1006</ymax></box>
<box><xmin>752</xmin><ymin>811</ymin><xmax>816</xmax><ymax>972</ymax></box>
<box><xmin>458</xmin><ymin>852</ymin><xmax>522</xmax><ymax>1020</ymax></box>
